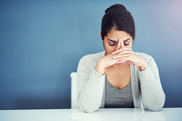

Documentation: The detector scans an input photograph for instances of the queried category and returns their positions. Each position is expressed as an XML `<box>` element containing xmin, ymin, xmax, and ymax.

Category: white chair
<box><xmin>70</xmin><ymin>72</ymin><xmax>79</xmax><ymax>109</ymax></box>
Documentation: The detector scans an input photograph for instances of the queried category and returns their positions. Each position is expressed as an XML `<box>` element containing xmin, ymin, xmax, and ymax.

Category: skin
<box><xmin>95</xmin><ymin>28</ymin><xmax>148</xmax><ymax>88</ymax></box>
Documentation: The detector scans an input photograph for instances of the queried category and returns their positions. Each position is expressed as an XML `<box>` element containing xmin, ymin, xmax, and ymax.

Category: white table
<box><xmin>0</xmin><ymin>108</ymin><xmax>181</xmax><ymax>121</ymax></box>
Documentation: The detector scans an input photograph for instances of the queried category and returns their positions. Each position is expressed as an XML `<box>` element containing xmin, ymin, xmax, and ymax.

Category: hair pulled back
<box><xmin>101</xmin><ymin>4</ymin><xmax>135</xmax><ymax>40</ymax></box>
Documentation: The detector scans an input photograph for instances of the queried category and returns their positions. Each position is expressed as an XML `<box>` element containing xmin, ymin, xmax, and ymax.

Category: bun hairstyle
<box><xmin>105</xmin><ymin>4</ymin><xmax>126</xmax><ymax>13</ymax></box>
<box><xmin>101</xmin><ymin>4</ymin><xmax>135</xmax><ymax>40</ymax></box>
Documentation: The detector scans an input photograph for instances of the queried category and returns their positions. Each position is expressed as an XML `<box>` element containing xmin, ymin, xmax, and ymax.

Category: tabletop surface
<box><xmin>0</xmin><ymin>108</ymin><xmax>181</xmax><ymax>121</ymax></box>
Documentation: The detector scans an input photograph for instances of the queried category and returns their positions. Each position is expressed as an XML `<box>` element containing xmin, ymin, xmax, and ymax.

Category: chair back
<box><xmin>70</xmin><ymin>72</ymin><xmax>79</xmax><ymax>109</ymax></box>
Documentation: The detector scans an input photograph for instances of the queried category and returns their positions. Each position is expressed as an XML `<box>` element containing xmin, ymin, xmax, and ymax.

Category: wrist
<box><xmin>95</xmin><ymin>59</ymin><xmax>106</xmax><ymax>75</ymax></box>
<box><xmin>139</xmin><ymin>60</ymin><xmax>148</xmax><ymax>71</ymax></box>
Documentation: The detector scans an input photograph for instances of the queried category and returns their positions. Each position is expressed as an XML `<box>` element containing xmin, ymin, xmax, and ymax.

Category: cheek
<box><xmin>104</xmin><ymin>43</ymin><xmax>115</xmax><ymax>53</ymax></box>
<box><xmin>106</xmin><ymin>46</ymin><xmax>116</xmax><ymax>53</ymax></box>
<box><xmin>127</xmin><ymin>41</ymin><xmax>133</xmax><ymax>48</ymax></box>
<box><xmin>129</xmin><ymin>44</ymin><xmax>133</xmax><ymax>48</ymax></box>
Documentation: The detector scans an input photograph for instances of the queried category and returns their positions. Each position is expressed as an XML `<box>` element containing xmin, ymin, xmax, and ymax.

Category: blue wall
<box><xmin>0</xmin><ymin>0</ymin><xmax>182</xmax><ymax>109</ymax></box>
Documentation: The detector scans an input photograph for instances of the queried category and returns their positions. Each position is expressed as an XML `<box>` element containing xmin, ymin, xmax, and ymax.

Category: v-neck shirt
<box><xmin>105</xmin><ymin>77</ymin><xmax>134</xmax><ymax>108</ymax></box>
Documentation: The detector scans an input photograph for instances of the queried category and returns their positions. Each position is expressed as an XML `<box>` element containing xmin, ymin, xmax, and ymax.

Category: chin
<box><xmin>105</xmin><ymin>51</ymin><xmax>111</xmax><ymax>56</ymax></box>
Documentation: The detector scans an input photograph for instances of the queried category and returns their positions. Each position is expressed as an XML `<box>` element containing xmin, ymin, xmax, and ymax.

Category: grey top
<box><xmin>77</xmin><ymin>51</ymin><xmax>165</xmax><ymax>113</ymax></box>
<box><xmin>105</xmin><ymin>77</ymin><xmax>134</xmax><ymax>108</ymax></box>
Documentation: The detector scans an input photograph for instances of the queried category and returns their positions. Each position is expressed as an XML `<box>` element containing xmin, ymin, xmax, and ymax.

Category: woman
<box><xmin>77</xmin><ymin>4</ymin><xmax>165</xmax><ymax>113</ymax></box>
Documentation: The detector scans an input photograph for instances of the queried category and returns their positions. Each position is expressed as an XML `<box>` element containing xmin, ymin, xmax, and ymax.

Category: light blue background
<box><xmin>0</xmin><ymin>0</ymin><xmax>182</xmax><ymax>109</ymax></box>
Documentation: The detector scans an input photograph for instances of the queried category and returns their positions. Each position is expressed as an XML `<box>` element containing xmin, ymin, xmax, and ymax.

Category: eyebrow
<box><xmin>107</xmin><ymin>38</ymin><xmax>130</xmax><ymax>42</ymax></box>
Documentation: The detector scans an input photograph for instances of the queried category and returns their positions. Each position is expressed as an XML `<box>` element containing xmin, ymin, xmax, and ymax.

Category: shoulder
<box><xmin>79</xmin><ymin>51</ymin><xmax>105</xmax><ymax>66</ymax></box>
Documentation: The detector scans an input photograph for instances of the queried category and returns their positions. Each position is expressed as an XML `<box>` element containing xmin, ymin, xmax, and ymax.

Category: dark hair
<box><xmin>101</xmin><ymin>4</ymin><xmax>135</xmax><ymax>40</ymax></box>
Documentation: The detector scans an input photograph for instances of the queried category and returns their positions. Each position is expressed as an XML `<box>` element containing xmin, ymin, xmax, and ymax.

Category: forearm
<box><xmin>95</xmin><ymin>59</ymin><xmax>106</xmax><ymax>75</ymax></box>
<box><xmin>139</xmin><ymin>67</ymin><xmax>165</xmax><ymax>111</ymax></box>
<box><xmin>77</xmin><ymin>69</ymin><xmax>105</xmax><ymax>113</ymax></box>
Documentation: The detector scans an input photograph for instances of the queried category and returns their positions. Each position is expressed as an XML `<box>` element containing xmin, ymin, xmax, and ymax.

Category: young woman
<box><xmin>77</xmin><ymin>4</ymin><xmax>165</xmax><ymax>113</ymax></box>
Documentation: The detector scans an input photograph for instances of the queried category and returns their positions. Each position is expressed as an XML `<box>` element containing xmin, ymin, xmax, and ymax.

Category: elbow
<box><xmin>77</xmin><ymin>97</ymin><xmax>100</xmax><ymax>113</ymax></box>
<box><xmin>143</xmin><ymin>94</ymin><xmax>166</xmax><ymax>112</ymax></box>
<box><xmin>143</xmin><ymin>102</ymin><xmax>164</xmax><ymax>112</ymax></box>
<box><xmin>80</xmin><ymin>106</ymin><xmax>99</xmax><ymax>113</ymax></box>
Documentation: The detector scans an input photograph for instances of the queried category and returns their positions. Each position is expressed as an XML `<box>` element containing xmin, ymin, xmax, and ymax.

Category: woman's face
<box><xmin>101</xmin><ymin>28</ymin><xmax>133</xmax><ymax>55</ymax></box>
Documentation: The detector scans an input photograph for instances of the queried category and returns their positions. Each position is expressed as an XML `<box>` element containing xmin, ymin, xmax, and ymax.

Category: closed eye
<box><xmin>124</xmin><ymin>41</ymin><xmax>130</xmax><ymax>46</ymax></box>
<box><xmin>107</xmin><ymin>38</ymin><xmax>131</xmax><ymax>46</ymax></box>
<box><xmin>107</xmin><ymin>39</ymin><xmax>117</xmax><ymax>46</ymax></box>
<box><xmin>108</xmin><ymin>42</ymin><xmax>116</xmax><ymax>46</ymax></box>
<box><xmin>124</xmin><ymin>39</ymin><xmax>130</xmax><ymax>46</ymax></box>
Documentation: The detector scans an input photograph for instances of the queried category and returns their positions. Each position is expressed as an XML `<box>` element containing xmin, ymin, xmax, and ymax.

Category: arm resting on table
<box><xmin>77</xmin><ymin>57</ymin><xmax>105</xmax><ymax>113</ymax></box>
<box><xmin>138</xmin><ymin>57</ymin><xmax>165</xmax><ymax>111</ymax></box>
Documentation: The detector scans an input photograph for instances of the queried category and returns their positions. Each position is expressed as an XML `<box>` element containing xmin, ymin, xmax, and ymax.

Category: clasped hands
<box><xmin>111</xmin><ymin>37</ymin><xmax>148</xmax><ymax>71</ymax></box>
<box><xmin>96</xmin><ymin>38</ymin><xmax>148</xmax><ymax>75</ymax></box>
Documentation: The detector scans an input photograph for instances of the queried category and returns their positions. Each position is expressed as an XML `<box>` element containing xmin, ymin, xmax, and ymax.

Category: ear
<box><xmin>100</xmin><ymin>32</ymin><xmax>104</xmax><ymax>41</ymax></box>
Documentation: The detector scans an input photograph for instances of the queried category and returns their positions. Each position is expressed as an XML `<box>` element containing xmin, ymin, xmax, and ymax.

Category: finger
<box><xmin>119</xmin><ymin>37</ymin><xmax>124</xmax><ymax>48</ymax></box>
<box><xmin>111</xmin><ymin>48</ymin><xmax>133</xmax><ymax>55</ymax></box>
<box><xmin>112</xmin><ymin>53</ymin><xmax>131</xmax><ymax>59</ymax></box>
<box><xmin>115</xmin><ymin>38</ymin><xmax>123</xmax><ymax>50</ymax></box>
<box><xmin>118</xmin><ymin>60</ymin><xmax>132</xmax><ymax>64</ymax></box>
<box><xmin>126</xmin><ymin>61</ymin><xmax>133</xmax><ymax>65</ymax></box>
<box><xmin>112</xmin><ymin>52</ymin><xmax>132</xmax><ymax>59</ymax></box>
<box><xmin>117</xmin><ymin>56</ymin><xmax>130</xmax><ymax>63</ymax></box>
<box><xmin>112</xmin><ymin>49</ymin><xmax>123</xmax><ymax>55</ymax></box>
<box><xmin>113</xmin><ymin>54</ymin><xmax>128</xmax><ymax>59</ymax></box>
<box><xmin>114</xmin><ymin>56</ymin><xmax>130</xmax><ymax>63</ymax></box>
<box><xmin>117</xmin><ymin>59</ymin><xmax>128</xmax><ymax>64</ymax></box>
<box><xmin>112</xmin><ymin>48</ymin><xmax>132</xmax><ymax>55</ymax></box>
<box><xmin>123</xmin><ymin>46</ymin><xmax>132</xmax><ymax>50</ymax></box>
<box><xmin>115</xmin><ymin>39</ymin><xmax>121</xmax><ymax>50</ymax></box>
<box><xmin>122</xmin><ymin>50</ymin><xmax>133</xmax><ymax>54</ymax></box>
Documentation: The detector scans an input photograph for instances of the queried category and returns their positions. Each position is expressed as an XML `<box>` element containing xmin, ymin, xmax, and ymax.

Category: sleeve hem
<box><xmin>93</xmin><ymin>69</ymin><xmax>106</xmax><ymax>78</ymax></box>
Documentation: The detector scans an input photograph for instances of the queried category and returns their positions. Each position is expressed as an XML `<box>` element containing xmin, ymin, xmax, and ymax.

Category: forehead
<box><xmin>106</xmin><ymin>29</ymin><xmax>132</xmax><ymax>40</ymax></box>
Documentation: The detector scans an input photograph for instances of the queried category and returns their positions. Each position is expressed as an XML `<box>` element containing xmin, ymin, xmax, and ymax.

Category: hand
<box><xmin>95</xmin><ymin>53</ymin><xmax>124</xmax><ymax>75</ymax></box>
<box><xmin>112</xmin><ymin>38</ymin><xmax>148</xmax><ymax>71</ymax></box>
<box><xmin>95</xmin><ymin>38</ymin><xmax>132</xmax><ymax>74</ymax></box>
<box><xmin>99</xmin><ymin>38</ymin><xmax>132</xmax><ymax>68</ymax></box>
